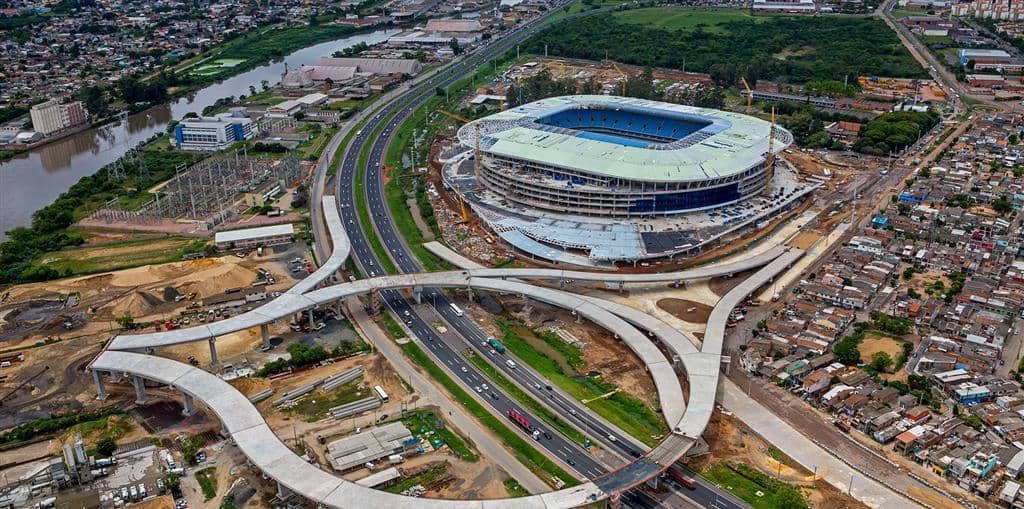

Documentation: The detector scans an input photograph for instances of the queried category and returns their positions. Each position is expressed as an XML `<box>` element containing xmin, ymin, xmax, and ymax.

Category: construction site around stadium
<box><xmin>442</xmin><ymin>95</ymin><xmax>817</xmax><ymax>267</ymax></box>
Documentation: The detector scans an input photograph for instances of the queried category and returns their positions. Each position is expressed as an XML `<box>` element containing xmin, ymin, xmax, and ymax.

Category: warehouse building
<box><xmin>214</xmin><ymin>224</ymin><xmax>294</xmax><ymax>251</ymax></box>
<box><xmin>325</xmin><ymin>422</ymin><xmax>418</xmax><ymax>472</ymax></box>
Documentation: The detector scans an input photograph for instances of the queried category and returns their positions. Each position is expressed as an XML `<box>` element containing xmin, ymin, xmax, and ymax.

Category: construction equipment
<box><xmin>609</xmin><ymin>61</ymin><xmax>628</xmax><ymax>96</ymax></box>
<box><xmin>437</xmin><ymin>110</ymin><xmax>479</xmax><ymax>222</ymax></box>
<box><xmin>764</xmin><ymin>106</ymin><xmax>776</xmax><ymax>198</ymax></box>
<box><xmin>741</xmin><ymin>77</ymin><xmax>757</xmax><ymax>114</ymax></box>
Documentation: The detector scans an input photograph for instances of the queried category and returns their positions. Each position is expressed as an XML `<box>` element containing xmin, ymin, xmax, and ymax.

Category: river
<box><xmin>0</xmin><ymin>28</ymin><xmax>397</xmax><ymax>241</ymax></box>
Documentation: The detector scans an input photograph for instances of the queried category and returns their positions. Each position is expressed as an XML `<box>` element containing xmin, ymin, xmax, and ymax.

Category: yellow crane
<box><xmin>437</xmin><ymin>109</ymin><xmax>480</xmax><ymax>222</ymax></box>
<box><xmin>764</xmin><ymin>106</ymin><xmax>776</xmax><ymax>198</ymax></box>
<box><xmin>740</xmin><ymin>77</ymin><xmax>754</xmax><ymax>114</ymax></box>
<box><xmin>609</xmin><ymin>60</ymin><xmax>628</xmax><ymax>96</ymax></box>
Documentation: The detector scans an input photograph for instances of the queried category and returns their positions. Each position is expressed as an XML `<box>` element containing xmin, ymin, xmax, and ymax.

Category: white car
<box><xmin>460</xmin><ymin>366</ymin><xmax>468</xmax><ymax>373</ymax></box>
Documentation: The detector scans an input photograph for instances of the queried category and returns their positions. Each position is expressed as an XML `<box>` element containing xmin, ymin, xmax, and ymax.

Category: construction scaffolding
<box><xmin>90</xmin><ymin>152</ymin><xmax>304</xmax><ymax>228</ymax></box>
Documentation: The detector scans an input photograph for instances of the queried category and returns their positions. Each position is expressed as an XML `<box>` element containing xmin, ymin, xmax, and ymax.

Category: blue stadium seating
<box><xmin>536</xmin><ymin>107</ymin><xmax>711</xmax><ymax>147</ymax></box>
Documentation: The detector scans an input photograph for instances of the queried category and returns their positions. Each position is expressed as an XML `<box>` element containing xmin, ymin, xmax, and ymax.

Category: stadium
<box><xmin>445</xmin><ymin>95</ymin><xmax>813</xmax><ymax>267</ymax></box>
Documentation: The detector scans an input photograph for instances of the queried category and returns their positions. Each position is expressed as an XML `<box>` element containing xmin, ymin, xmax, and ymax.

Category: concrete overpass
<box><xmin>89</xmin><ymin>247</ymin><xmax>803</xmax><ymax>509</ymax></box>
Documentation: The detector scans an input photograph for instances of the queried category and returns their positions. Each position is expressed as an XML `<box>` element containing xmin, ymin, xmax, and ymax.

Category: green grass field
<box><xmin>701</xmin><ymin>463</ymin><xmax>809</xmax><ymax>509</ymax></box>
<box><xmin>35</xmin><ymin>236</ymin><xmax>204</xmax><ymax>275</ymax></box>
<box><xmin>614</xmin><ymin>7</ymin><xmax>773</xmax><ymax>33</ymax></box>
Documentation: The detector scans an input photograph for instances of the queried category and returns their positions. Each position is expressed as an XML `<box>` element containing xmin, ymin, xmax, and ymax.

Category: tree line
<box><xmin>524</xmin><ymin>14</ymin><xmax>927</xmax><ymax>86</ymax></box>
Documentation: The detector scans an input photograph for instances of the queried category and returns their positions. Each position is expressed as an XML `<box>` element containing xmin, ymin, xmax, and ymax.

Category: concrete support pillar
<box><xmin>466</xmin><ymin>284</ymin><xmax>474</xmax><ymax>302</ymax></box>
<box><xmin>369</xmin><ymin>290</ymin><xmax>379</xmax><ymax>314</ymax></box>
<box><xmin>308</xmin><ymin>308</ymin><xmax>316</xmax><ymax>329</ymax></box>
<box><xmin>260</xmin><ymin>323</ymin><xmax>270</xmax><ymax>349</ymax></box>
<box><xmin>574</xmin><ymin>309</ymin><xmax>581</xmax><ymax>324</ymax></box>
<box><xmin>335</xmin><ymin>300</ymin><xmax>343</xmax><ymax>318</ymax></box>
<box><xmin>131</xmin><ymin>376</ymin><xmax>147</xmax><ymax>405</ymax></box>
<box><xmin>92</xmin><ymin>370</ymin><xmax>107</xmax><ymax>401</ymax></box>
<box><xmin>618</xmin><ymin>281</ymin><xmax>624</xmax><ymax>293</ymax></box>
<box><xmin>208</xmin><ymin>337</ymin><xmax>219</xmax><ymax>367</ymax></box>
<box><xmin>607</xmin><ymin>492</ymin><xmax>622</xmax><ymax>509</ymax></box>
<box><xmin>182</xmin><ymin>392</ymin><xmax>195</xmax><ymax>416</ymax></box>
<box><xmin>413</xmin><ymin>286</ymin><xmax>423</xmax><ymax>305</ymax></box>
<box><xmin>277</xmin><ymin>481</ymin><xmax>289</xmax><ymax>498</ymax></box>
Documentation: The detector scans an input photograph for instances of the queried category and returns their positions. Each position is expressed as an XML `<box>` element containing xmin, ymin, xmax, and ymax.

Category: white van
<box><xmin>506</xmin><ymin>359</ymin><xmax>517</xmax><ymax>369</ymax></box>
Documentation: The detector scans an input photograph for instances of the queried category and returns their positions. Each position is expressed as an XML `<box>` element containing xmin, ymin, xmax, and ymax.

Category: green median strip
<box><xmin>468</xmin><ymin>353</ymin><xmax>589</xmax><ymax>447</ymax></box>
<box><xmin>496</xmin><ymin>319</ymin><xmax>667</xmax><ymax>446</ymax></box>
<box><xmin>399</xmin><ymin>341</ymin><xmax>578</xmax><ymax>488</ymax></box>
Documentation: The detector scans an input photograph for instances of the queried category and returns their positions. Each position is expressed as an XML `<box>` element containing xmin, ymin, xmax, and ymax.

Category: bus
<box><xmin>449</xmin><ymin>303</ymin><xmax>464</xmax><ymax>317</ymax></box>
<box><xmin>374</xmin><ymin>385</ymin><xmax>389</xmax><ymax>403</ymax></box>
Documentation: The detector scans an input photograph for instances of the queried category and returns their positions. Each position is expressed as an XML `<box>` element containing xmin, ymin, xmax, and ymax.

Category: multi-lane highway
<box><xmin>328</xmin><ymin>4</ymin><xmax>746</xmax><ymax>508</ymax></box>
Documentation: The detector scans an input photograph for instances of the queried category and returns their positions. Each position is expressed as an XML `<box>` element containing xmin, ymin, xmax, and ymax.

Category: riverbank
<box><xmin>0</xmin><ymin>29</ymin><xmax>396</xmax><ymax>242</ymax></box>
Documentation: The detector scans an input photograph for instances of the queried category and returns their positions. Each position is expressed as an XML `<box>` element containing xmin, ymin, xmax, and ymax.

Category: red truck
<box><xmin>665</xmin><ymin>467</ymin><xmax>696</xmax><ymax>490</ymax></box>
<box><xmin>507</xmin><ymin>409</ymin><xmax>532</xmax><ymax>432</ymax></box>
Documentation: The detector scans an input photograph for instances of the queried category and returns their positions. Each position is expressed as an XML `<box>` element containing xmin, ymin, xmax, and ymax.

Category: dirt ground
<box><xmin>904</xmin><ymin>268</ymin><xmax>951</xmax><ymax>299</ymax></box>
<box><xmin>132</xmin><ymin>495</ymin><xmax>175</xmax><ymax>509</ymax></box>
<box><xmin>788</xmin><ymin>231</ymin><xmax>822</xmax><ymax>250</ymax></box>
<box><xmin>694</xmin><ymin>411</ymin><xmax>869</xmax><ymax>509</ymax></box>
<box><xmin>857</xmin><ymin>335</ymin><xmax>905</xmax><ymax>362</ymax></box>
<box><xmin>858</xmin><ymin>334</ymin><xmax>910</xmax><ymax>382</ymax></box>
<box><xmin>0</xmin><ymin>247</ymin><xmax>304</xmax><ymax>352</ymax></box>
<box><xmin>656</xmin><ymin>298</ymin><xmax>712</xmax><ymax>323</ymax></box>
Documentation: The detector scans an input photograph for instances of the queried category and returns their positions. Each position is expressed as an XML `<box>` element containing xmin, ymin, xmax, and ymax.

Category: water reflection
<box><xmin>0</xmin><ymin>29</ymin><xmax>396</xmax><ymax>240</ymax></box>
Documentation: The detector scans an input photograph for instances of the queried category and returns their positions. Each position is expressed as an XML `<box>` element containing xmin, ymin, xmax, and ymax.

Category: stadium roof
<box><xmin>460</xmin><ymin>95</ymin><xmax>791</xmax><ymax>183</ymax></box>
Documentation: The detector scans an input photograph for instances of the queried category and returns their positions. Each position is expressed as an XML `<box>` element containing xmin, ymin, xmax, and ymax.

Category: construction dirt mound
<box><xmin>106</xmin><ymin>258</ymin><xmax>258</xmax><ymax>298</ymax></box>
<box><xmin>657</xmin><ymin>298</ymin><xmax>713</xmax><ymax>323</ymax></box>
<box><xmin>108</xmin><ymin>290</ymin><xmax>164</xmax><ymax>318</ymax></box>
<box><xmin>230</xmin><ymin>377</ymin><xmax>271</xmax><ymax>397</ymax></box>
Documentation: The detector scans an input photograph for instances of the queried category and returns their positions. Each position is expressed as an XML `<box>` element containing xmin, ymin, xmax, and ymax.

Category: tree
<box><xmin>623</xmin><ymin>67</ymin><xmax>657</xmax><ymax>100</ymax></box>
<box><xmin>449</xmin><ymin>38</ymin><xmax>462</xmax><ymax>55</ymax></box>
<box><xmin>116</xmin><ymin>314</ymin><xmax>135</xmax><ymax>330</ymax></box>
<box><xmin>993</xmin><ymin>196</ymin><xmax>1014</xmax><ymax>215</ymax></box>
<box><xmin>773</xmin><ymin>486</ymin><xmax>808</xmax><ymax>509</ymax></box>
<box><xmin>708</xmin><ymin>62</ymin><xmax>738</xmax><ymax>87</ymax></box>
<box><xmin>869</xmin><ymin>351</ymin><xmax>893</xmax><ymax>373</ymax></box>
<box><xmin>834</xmin><ymin>336</ymin><xmax>862</xmax><ymax>365</ymax></box>
<box><xmin>76</xmin><ymin>85</ymin><xmax>107</xmax><ymax>116</ymax></box>
<box><xmin>96</xmin><ymin>436</ymin><xmax>117</xmax><ymax>457</ymax></box>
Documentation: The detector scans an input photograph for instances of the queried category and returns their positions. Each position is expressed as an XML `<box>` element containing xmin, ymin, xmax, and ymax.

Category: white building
<box><xmin>30</xmin><ymin>100</ymin><xmax>88</xmax><ymax>136</ymax></box>
<box><xmin>214</xmin><ymin>223</ymin><xmax>295</xmax><ymax>250</ymax></box>
<box><xmin>173</xmin><ymin>110</ymin><xmax>258</xmax><ymax>151</ymax></box>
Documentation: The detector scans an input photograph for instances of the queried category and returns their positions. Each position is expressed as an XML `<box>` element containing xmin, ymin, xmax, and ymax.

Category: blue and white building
<box><xmin>174</xmin><ymin>111</ymin><xmax>259</xmax><ymax>151</ymax></box>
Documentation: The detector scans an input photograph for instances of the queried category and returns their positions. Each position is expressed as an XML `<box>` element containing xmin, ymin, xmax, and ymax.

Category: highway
<box><xmin>327</xmin><ymin>4</ymin><xmax>747</xmax><ymax>508</ymax></box>
<box><xmin>330</xmin><ymin>0</ymin><xmax>628</xmax><ymax>497</ymax></box>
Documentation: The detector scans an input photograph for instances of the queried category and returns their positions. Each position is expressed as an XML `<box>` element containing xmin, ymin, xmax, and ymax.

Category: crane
<box><xmin>764</xmin><ymin>106</ymin><xmax>776</xmax><ymax>198</ymax></box>
<box><xmin>740</xmin><ymin>77</ymin><xmax>754</xmax><ymax>114</ymax></box>
<box><xmin>437</xmin><ymin>109</ymin><xmax>479</xmax><ymax>222</ymax></box>
<box><xmin>609</xmin><ymin>60</ymin><xmax>628</xmax><ymax>96</ymax></box>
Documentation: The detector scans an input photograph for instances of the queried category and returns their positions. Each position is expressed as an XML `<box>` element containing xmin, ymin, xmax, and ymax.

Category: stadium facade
<box><xmin>457</xmin><ymin>95</ymin><xmax>793</xmax><ymax>217</ymax></box>
<box><xmin>445</xmin><ymin>96</ymin><xmax>811</xmax><ymax>267</ymax></box>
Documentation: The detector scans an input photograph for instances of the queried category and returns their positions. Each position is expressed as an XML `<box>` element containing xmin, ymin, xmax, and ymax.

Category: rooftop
<box><xmin>214</xmin><ymin>223</ymin><xmax>294</xmax><ymax>244</ymax></box>
<box><xmin>460</xmin><ymin>95</ymin><xmax>791</xmax><ymax>183</ymax></box>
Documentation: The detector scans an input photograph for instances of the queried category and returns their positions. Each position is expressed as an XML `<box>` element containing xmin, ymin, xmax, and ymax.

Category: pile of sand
<box><xmin>230</xmin><ymin>377</ymin><xmax>271</xmax><ymax>397</ymax></box>
<box><xmin>173</xmin><ymin>261</ymin><xmax>258</xmax><ymax>298</ymax></box>
<box><xmin>107</xmin><ymin>290</ymin><xmax>164</xmax><ymax>318</ymax></box>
